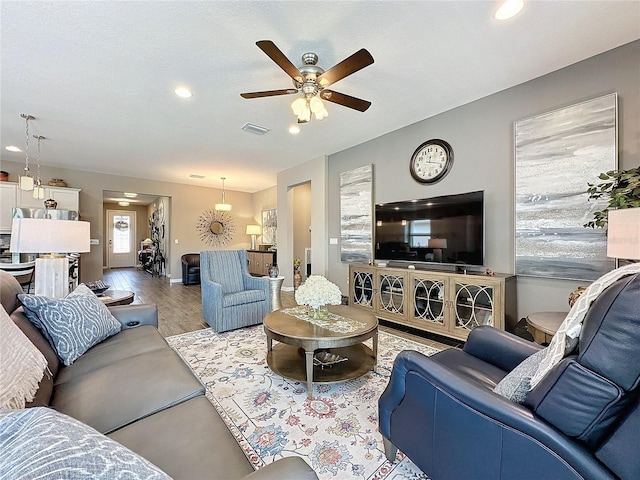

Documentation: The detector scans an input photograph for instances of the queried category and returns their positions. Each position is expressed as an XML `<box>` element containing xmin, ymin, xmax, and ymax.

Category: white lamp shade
<box><xmin>607</xmin><ymin>208</ymin><xmax>640</xmax><ymax>260</ymax></box>
<box><xmin>10</xmin><ymin>218</ymin><xmax>91</xmax><ymax>254</ymax></box>
<box><xmin>246</xmin><ymin>225</ymin><xmax>261</xmax><ymax>235</ymax></box>
<box><xmin>428</xmin><ymin>238</ymin><xmax>448</xmax><ymax>249</ymax></box>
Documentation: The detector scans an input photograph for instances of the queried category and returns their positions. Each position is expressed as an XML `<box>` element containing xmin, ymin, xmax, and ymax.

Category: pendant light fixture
<box><xmin>214</xmin><ymin>177</ymin><xmax>232</xmax><ymax>211</ymax></box>
<box><xmin>32</xmin><ymin>135</ymin><xmax>46</xmax><ymax>199</ymax></box>
<box><xmin>18</xmin><ymin>114</ymin><xmax>35</xmax><ymax>191</ymax></box>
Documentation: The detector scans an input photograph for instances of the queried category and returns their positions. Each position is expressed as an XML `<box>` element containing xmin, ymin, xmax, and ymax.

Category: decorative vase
<box><xmin>268</xmin><ymin>263</ymin><xmax>279</xmax><ymax>278</ymax></box>
<box><xmin>293</xmin><ymin>268</ymin><xmax>302</xmax><ymax>290</ymax></box>
<box><xmin>310</xmin><ymin>305</ymin><xmax>329</xmax><ymax>320</ymax></box>
<box><xmin>44</xmin><ymin>198</ymin><xmax>57</xmax><ymax>209</ymax></box>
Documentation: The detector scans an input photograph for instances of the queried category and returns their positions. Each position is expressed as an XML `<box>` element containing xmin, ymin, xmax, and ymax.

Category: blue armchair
<box><xmin>379</xmin><ymin>273</ymin><xmax>640</xmax><ymax>480</ymax></box>
<box><xmin>200</xmin><ymin>250</ymin><xmax>270</xmax><ymax>332</ymax></box>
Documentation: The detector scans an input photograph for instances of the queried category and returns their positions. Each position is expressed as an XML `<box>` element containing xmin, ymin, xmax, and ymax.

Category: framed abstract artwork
<box><xmin>340</xmin><ymin>164</ymin><xmax>373</xmax><ymax>263</ymax></box>
<box><xmin>514</xmin><ymin>93</ymin><xmax>617</xmax><ymax>281</ymax></box>
<box><xmin>261</xmin><ymin>208</ymin><xmax>277</xmax><ymax>245</ymax></box>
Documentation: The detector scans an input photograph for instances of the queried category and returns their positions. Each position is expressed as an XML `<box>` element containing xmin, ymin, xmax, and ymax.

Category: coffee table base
<box><xmin>267</xmin><ymin>343</ymin><xmax>375</xmax><ymax>398</ymax></box>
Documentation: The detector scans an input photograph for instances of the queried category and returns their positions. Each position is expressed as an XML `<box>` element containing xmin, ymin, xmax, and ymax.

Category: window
<box><xmin>408</xmin><ymin>220</ymin><xmax>431</xmax><ymax>247</ymax></box>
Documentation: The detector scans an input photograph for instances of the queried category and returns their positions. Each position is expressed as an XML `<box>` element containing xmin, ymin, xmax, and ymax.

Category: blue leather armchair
<box><xmin>379</xmin><ymin>273</ymin><xmax>640</xmax><ymax>480</ymax></box>
<box><xmin>200</xmin><ymin>250</ymin><xmax>270</xmax><ymax>333</ymax></box>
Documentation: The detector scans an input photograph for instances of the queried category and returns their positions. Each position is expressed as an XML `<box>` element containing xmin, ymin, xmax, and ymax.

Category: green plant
<box><xmin>584</xmin><ymin>167</ymin><xmax>640</xmax><ymax>228</ymax></box>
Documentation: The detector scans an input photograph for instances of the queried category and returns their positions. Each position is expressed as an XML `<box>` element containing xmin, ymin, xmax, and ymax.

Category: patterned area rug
<box><xmin>167</xmin><ymin>325</ymin><xmax>439</xmax><ymax>479</ymax></box>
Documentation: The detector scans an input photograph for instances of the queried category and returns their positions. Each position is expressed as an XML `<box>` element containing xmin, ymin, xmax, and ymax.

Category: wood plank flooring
<box><xmin>103</xmin><ymin>267</ymin><xmax>452</xmax><ymax>350</ymax></box>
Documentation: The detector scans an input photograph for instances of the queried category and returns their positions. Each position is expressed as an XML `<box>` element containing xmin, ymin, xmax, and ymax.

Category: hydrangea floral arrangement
<box><xmin>295</xmin><ymin>275</ymin><xmax>342</xmax><ymax>310</ymax></box>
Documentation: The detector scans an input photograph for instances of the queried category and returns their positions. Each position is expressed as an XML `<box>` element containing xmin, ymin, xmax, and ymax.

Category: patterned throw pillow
<box><xmin>0</xmin><ymin>407</ymin><xmax>170</xmax><ymax>480</ymax></box>
<box><xmin>18</xmin><ymin>284</ymin><xmax>121</xmax><ymax>366</ymax></box>
<box><xmin>493</xmin><ymin>348</ymin><xmax>548</xmax><ymax>404</ymax></box>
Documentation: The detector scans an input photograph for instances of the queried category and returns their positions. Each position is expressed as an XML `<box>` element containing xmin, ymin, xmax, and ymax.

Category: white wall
<box><xmin>277</xmin><ymin>156</ymin><xmax>328</xmax><ymax>289</ymax></box>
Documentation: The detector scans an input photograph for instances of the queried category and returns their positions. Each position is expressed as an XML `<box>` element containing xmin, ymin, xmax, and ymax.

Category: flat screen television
<box><xmin>374</xmin><ymin>190</ymin><xmax>484</xmax><ymax>267</ymax></box>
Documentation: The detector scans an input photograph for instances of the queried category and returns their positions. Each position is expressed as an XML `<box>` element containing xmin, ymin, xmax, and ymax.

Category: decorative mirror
<box><xmin>197</xmin><ymin>209</ymin><xmax>236</xmax><ymax>247</ymax></box>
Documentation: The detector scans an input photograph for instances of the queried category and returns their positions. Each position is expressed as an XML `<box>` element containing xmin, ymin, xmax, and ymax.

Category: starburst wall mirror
<box><xmin>197</xmin><ymin>209</ymin><xmax>236</xmax><ymax>247</ymax></box>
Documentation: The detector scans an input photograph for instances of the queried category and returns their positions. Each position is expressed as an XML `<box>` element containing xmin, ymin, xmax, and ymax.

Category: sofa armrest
<box><xmin>243</xmin><ymin>273</ymin><xmax>269</xmax><ymax>293</ymax></box>
<box><xmin>463</xmin><ymin>325</ymin><xmax>543</xmax><ymax>372</ymax></box>
<box><xmin>242</xmin><ymin>457</ymin><xmax>318</xmax><ymax>480</ymax></box>
<box><xmin>108</xmin><ymin>304</ymin><xmax>158</xmax><ymax>329</ymax></box>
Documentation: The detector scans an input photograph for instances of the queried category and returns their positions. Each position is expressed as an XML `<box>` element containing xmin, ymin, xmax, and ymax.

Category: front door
<box><xmin>107</xmin><ymin>210</ymin><xmax>137</xmax><ymax>268</ymax></box>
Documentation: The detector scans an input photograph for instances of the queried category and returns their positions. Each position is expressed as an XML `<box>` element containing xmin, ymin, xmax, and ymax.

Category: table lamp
<box><xmin>10</xmin><ymin>218</ymin><xmax>91</xmax><ymax>298</ymax></box>
<box><xmin>246</xmin><ymin>225</ymin><xmax>261</xmax><ymax>250</ymax></box>
<box><xmin>428</xmin><ymin>238</ymin><xmax>448</xmax><ymax>263</ymax></box>
<box><xmin>607</xmin><ymin>208</ymin><xmax>640</xmax><ymax>261</ymax></box>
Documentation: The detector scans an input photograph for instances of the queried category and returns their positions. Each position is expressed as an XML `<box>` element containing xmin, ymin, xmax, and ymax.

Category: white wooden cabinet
<box><xmin>0</xmin><ymin>183</ymin><xmax>17</xmax><ymax>232</ymax></box>
<box><xmin>1</xmin><ymin>182</ymin><xmax>80</xmax><ymax>232</ymax></box>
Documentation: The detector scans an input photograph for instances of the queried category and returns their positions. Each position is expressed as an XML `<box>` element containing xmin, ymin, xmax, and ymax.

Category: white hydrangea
<box><xmin>295</xmin><ymin>275</ymin><xmax>342</xmax><ymax>310</ymax></box>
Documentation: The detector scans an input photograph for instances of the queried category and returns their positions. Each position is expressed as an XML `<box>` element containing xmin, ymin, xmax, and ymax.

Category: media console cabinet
<box><xmin>348</xmin><ymin>264</ymin><xmax>517</xmax><ymax>341</ymax></box>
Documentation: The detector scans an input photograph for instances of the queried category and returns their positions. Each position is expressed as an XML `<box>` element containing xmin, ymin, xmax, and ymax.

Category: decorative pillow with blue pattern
<box><xmin>0</xmin><ymin>407</ymin><xmax>170</xmax><ymax>479</ymax></box>
<box><xmin>18</xmin><ymin>284</ymin><xmax>121</xmax><ymax>366</ymax></box>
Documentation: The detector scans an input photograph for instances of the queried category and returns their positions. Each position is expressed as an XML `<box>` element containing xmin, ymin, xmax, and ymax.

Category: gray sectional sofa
<box><xmin>0</xmin><ymin>270</ymin><xmax>317</xmax><ymax>480</ymax></box>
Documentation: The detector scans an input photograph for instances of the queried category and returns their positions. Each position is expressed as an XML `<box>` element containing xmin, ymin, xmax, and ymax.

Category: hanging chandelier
<box><xmin>214</xmin><ymin>177</ymin><xmax>232</xmax><ymax>211</ymax></box>
<box><xmin>32</xmin><ymin>135</ymin><xmax>46</xmax><ymax>199</ymax></box>
<box><xmin>18</xmin><ymin>114</ymin><xmax>35</xmax><ymax>191</ymax></box>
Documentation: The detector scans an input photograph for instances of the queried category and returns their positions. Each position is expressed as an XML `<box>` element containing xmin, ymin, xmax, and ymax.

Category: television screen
<box><xmin>374</xmin><ymin>191</ymin><xmax>484</xmax><ymax>267</ymax></box>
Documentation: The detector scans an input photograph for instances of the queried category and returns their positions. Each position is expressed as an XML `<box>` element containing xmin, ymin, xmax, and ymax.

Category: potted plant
<box><xmin>584</xmin><ymin>167</ymin><xmax>640</xmax><ymax>228</ymax></box>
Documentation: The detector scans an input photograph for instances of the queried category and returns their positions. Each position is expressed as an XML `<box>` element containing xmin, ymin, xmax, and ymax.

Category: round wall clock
<box><xmin>197</xmin><ymin>209</ymin><xmax>236</xmax><ymax>247</ymax></box>
<box><xmin>409</xmin><ymin>139</ymin><xmax>454</xmax><ymax>184</ymax></box>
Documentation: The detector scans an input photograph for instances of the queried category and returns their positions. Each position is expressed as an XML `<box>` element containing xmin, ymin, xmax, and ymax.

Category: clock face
<box><xmin>410</xmin><ymin>139</ymin><xmax>453</xmax><ymax>184</ymax></box>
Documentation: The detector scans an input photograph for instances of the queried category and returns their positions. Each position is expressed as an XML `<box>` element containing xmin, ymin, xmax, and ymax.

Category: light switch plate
<box><xmin>90</xmin><ymin>238</ymin><xmax>99</xmax><ymax>245</ymax></box>
<box><xmin>329</xmin><ymin>238</ymin><xmax>338</xmax><ymax>245</ymax></box>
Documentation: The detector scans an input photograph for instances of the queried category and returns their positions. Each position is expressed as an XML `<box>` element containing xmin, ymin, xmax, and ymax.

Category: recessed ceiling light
<box><xmin>123</xmin><ymin>192</ymin><xmax>138</xmax><ymax>198</ymax></box>
<box><xmin>289</xmin><ymin>126</ymin><xmax>301</xmax><ymax>135</ymax></box>
<box><xmin>5</xmin><ymin>145</ymin><xmax>22</xmax><ymax>152</ymax></box>
<box><xmin>189</xmin><ymin>174</ymin><xmax>205</xmax><ymax>179</ymax></box>
<box><xmin>118</xmin><ymin>201</ymin><xmax>130</xmax><ymax>207</ymax></box>
<box><xmin>495</xmin><ymin>0</ymin><xmax>524</xmax><ymax>20</ymax></box>
<box><xmin>174</xmin><ymin>86</ymin><xmax>193</xmax><ymax>98</ymax></box>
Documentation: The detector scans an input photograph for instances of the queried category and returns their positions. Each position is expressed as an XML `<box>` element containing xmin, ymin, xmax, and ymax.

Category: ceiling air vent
<box><xmin>189</xmin><ymin>174</ymin><xmax>205</xmax><ymax>179</ymax></box>
<box><xmin>241</xmin><ymin>123</ymin><xmax>270</xmax><ymax>135</ymax></box>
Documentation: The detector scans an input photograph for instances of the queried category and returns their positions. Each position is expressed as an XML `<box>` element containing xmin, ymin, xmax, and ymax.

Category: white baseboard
<box><xmin>282</xmin><ymin>286</ymin><xmax>294</xmax><ymax>292</ymax></box>
<box><xmin>170</xmin><ymin>278</ymin><xmax>183</xmax><ymax>284</ymax></box>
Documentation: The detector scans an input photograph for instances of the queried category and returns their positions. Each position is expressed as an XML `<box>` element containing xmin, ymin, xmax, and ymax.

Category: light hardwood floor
<box><xmin>103</xmin><ymin>267</ymin><xmax>452</xmax><ymax>350</ymax></box>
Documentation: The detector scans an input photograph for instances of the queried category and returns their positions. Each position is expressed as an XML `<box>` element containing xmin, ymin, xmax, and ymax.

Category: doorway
<box><xmin>106</xmin><ymin>210</ymin><xmax>137</xmax><ymax>268</ymax></box>
<box><xmin>292</xmin><ymin>182</ymin><xmax>311</xmax><ymax>282</ymax></box>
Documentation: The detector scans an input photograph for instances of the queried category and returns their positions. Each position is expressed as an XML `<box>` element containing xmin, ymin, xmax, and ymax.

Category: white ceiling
<box><xmin>1</xmin><ymin>1</ymin><xmax>638</xmax><ymax>193</ymax></box>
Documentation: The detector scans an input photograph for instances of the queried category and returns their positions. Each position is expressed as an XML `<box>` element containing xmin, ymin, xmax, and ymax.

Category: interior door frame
<box><xmin>106</xmin><ymin>209</ymin><xmax>137</xmax><ymax>268</ymax></box>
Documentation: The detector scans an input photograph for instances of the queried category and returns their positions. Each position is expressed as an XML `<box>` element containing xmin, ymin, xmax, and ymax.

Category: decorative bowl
<box><xmin>87</xmin><ymin>283</ymin><xmax>110</xmax><ymax>295</ymax></box>
<box><xmin>313</xmin><ymin>351</ymin><xmax>348</xmax><ymax>368</ymax></box>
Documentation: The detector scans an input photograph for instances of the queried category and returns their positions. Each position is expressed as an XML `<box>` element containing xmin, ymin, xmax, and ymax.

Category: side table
<box><xmin>526</xmin><ymin>311</ymin><xmax>567</xmax><ymax>344</ymax></box>
<box><xmin>264</xmin><ymin>276</ymin><xmax>285</xmax><ymax>311</ymax></box>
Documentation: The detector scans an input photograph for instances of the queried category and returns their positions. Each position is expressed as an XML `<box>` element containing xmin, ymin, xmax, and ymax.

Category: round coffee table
<box><xmin>98</xmin><ymin>289</ymin><xmax>135</xmax><ymax>306</ymax></box>
<box><xmin>264</xmin><ymin>305</ymin><xmax>378</xmax><ymax>398</ymax></box>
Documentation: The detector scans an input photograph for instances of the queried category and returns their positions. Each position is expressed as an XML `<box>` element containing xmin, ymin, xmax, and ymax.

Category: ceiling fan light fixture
<box><xmin>291</xmin><ymin>97</ymin><xmax>307</xmax><ymax>115</ymax></box>
<box><xmin>309</xmin><ymin>96</ymin><xmax>323</xmax><ymax>113</ymax></box>
<box><xmin>297</xmin><ymin>107</ymin><xmax>312</xmax><ymax>123</ymax></box>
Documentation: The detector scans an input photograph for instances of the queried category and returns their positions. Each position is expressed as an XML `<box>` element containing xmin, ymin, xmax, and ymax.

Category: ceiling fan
<box><xmin>240</xmin><ymin>40</ymin><xmax>374</xmax><ymax>123</ymax></box>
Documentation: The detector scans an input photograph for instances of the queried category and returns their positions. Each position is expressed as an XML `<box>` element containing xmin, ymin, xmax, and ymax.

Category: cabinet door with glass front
<box><xmin>376</xmin><ymin>270</ymin><xmax>408</xmax><ymax>322</ymax></box>
<box><xmin>350</xmin><ymin>266</ymin><xmax>376</xmax><ymax>310</ymax></box>
<box><xmin>410</xmin><ymin>273</ymin><xmax>450</xmax><ymax>336</ymax></box>
<box><xmin>449</xmin><ymin>276</ymin><xmax>504</xmax><ymax>340</ymax></box>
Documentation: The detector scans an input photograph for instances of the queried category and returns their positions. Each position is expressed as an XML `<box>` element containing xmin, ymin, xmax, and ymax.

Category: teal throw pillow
<box><xmin>0</xmin><ymin>407</ymin><xmax>170</xmax><ymax>479</ymax></box>
<box><xmin>18</xmin><ymin>284</ymin><xmax>120</xmax><ymax>366</ymax></box>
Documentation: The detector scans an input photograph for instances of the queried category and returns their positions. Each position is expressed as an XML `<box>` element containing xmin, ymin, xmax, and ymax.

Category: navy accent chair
<box><xmin>379</xmin><ymin>273</ymin><xmax>640</xmax><ymax>480</ymax></box>
<box><xmin>200</xmin><ymin>250</ymin><xmax>270</xmax><ymax>333</ymax></box>
<box><xmin>181</xmin><ymin>253</ymin><xmax>201</xmax><ymax>285</ymax></box>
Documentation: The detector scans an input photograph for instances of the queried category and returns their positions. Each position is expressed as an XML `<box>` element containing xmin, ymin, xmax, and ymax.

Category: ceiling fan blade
<box><xmin>317</xmin><ymin>49</ymin><xmax>374</xmax><ymax>88</ymax></box>
<box><xmin>240</xmin><ymin>89</ymin><xmax>298</xmax><ymax>99</ymax></box>
<box><xmin>320</xmin><ymin>90</ymin><xmax>371</xmax><ymax>112</ymax></box>
<box><xmin>256</xmin><ymin>40</ymin><xmax>304</xmax><ymax>84</ymax></box>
